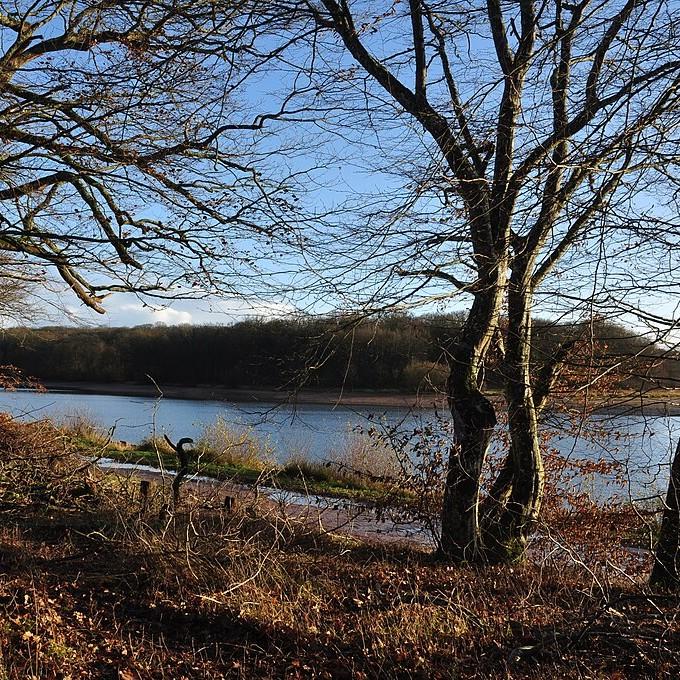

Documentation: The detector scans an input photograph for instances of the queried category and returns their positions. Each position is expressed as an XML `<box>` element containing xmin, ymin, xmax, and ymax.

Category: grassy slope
<box><xmin>88</xmin><ymin>443</ymin><xmax>411</xmax><ymax>505</ymax></box>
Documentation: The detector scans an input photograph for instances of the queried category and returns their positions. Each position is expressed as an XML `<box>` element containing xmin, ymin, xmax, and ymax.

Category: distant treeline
<box><xmin>0</xmin><ymin>315</ymin><xmax>677</xmax><ymax>392</ymax></box>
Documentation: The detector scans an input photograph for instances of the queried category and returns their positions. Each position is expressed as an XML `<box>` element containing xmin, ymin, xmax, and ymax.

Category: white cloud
<box><xmin>114</xmin><ymin>302</ymin><xmax>192</xmax><ymax>324</ymax></box>
<box><xmin>151</xmin><ymin>307</ymin><xmax>193</xmax><ymax>324</ymax></box>
<box><xmin>42</xmin><ymin>292</ymin><xmax>296</xmax><ymax>327</ymax></box>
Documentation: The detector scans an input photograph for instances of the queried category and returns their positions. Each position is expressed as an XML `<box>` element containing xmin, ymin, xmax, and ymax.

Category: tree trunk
<box><xmin>650</xmin><ymin>439</ymin><xmax>680</xmax><ymax>590</ymax></box>
<box><xmin>489</xmin><ymin>394</ymin><xmax>543</xmax><ymax>561</ymax></box>
<box><xmin>440</xmin><ymin>383</ymin><xmax>497</xmax><ymax>561</ymax></box>
<box><xmin>440</xmin><ymin>292</ymin><xmax>501</xmax><ymax>562</ymax></box>
<box><xmin>484</xmin><ymin>268</ymin><xmax>543</xmax><ymax>562</ymax></box>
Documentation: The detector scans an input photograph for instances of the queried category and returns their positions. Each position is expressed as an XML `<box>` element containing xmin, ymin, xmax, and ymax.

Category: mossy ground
<box><xmin>81</xmin><ymin>440</ymin><xmax>414</xmax><ymax>505</ymax></box>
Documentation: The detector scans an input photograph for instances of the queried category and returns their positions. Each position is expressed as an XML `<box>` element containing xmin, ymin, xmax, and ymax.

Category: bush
<box><xmin>400</xmin><ymin>360</ymin><xmax>448</xmax><ymax>392</ymax></box>
<box><xmin>195</xmin><ymin>416</ymin><xmax>275</xmax><ymax>470</ymax></box>
<box><xmin>0</xmin><ymin>412</ymin><xmax>101</xmax><ymax>510</ymax></box>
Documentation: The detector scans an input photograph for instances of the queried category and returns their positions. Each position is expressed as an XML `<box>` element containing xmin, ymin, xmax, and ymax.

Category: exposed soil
<box><xmin>44</xmin><ymin>381</ymin><xmax>442</xmax><ymax>407</ymax></box>
<box><xmin>43</xmin><ymin>381</ymin><xmax>680</xmax><ymax>415</ymax></box>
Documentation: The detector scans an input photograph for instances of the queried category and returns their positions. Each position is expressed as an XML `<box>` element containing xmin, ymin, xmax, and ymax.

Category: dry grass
<box><xmin>195</xmin><ymin>415</ymin><xmax>275</xmax><ymax>469</ymax></box>
<box><xmin>0</xmin><ymin>412</ymin><xmax>104</xmax><ymax>512</ymax></box>
<box><xmin>279</xmin><ymin>430</ymin><xmax>413</xmax><ymax>499</ymax></box>
<box><xmin>326</xmin><ymin>429</ymin><xmax>407</xmax><ymax>483</ymax></box>
<box><xmin>59</xmin><ymin>410</ymin><xmax>132</xmax><ymax>453</ymax></box>
<box><xmin>0</xmin><ymin>413</ymin><xmax>679</xmax><ymax>678</ymax></box>
<box><xmin>136</xmin><ymin>433</ymin><xmax>175</xmax><ymax>455</ymax></box>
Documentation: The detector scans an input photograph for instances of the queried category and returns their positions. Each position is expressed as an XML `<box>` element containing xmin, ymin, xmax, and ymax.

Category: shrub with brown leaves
<box><xmin>0</xmin><ymin>412</ymin><xmax>99</xmax><ymax>511</ymax></box>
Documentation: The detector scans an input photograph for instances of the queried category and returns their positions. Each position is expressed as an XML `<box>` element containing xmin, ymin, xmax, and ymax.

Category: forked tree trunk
<box><xmin>650</xmin><ymin>439</ymin><xmax>680</xmax><ymax>590</ymax></box>
<box><xmin>440</xmin><ymin>293</ymin><xmax>501</xmax><ymax>562</ymax></box>
<box><xmin>480</xmin><ymin>269</ymin><xmax>544</xmax><ymax>563</ymax></box>
<box><xmin>491</xmin><ymin>278</ymin><xmax>544</xmax><ymax>561</ymax></box>
<box><xmin>488</xmin><ymin>395</ymin><xmax>543</xmax><ymax>561</ymax></box>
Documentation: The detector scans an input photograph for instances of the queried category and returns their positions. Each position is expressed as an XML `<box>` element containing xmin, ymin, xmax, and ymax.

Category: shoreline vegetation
<box><xmin>70</xmin><ymin>415</ymin><xmax>411</xmax><ymax>506</ymax></box>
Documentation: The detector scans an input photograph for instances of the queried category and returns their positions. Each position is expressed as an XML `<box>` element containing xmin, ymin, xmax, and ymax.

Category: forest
<box><xmin>1</xmin><ymin>315</ymin><xmax>677</xmax><ymax>393</ymax></box>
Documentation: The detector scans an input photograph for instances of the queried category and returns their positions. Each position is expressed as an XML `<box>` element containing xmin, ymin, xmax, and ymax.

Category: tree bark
<box><xmin>440</xmin><ymin>290</ymin><xmax>501</xmax><ymax>562</ymax></box>
<box><xmin>650</xmin><ymin>439</ymin><xmax>680</xmax><ymax>590</ymax></box>
<box><xmin>484</xmin><ymin>265</ymin><xmax>543</xmax><ymax>562</ymax></box>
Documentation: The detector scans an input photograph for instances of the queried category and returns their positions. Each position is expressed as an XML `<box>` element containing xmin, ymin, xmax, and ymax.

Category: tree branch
<box><xmin>408</xmin><ymin>0</ymin><xmax>427</xmax><ymax>102</ymax></box>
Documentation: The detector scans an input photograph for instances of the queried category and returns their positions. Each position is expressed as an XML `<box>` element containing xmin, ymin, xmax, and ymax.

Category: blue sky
<box><xmin>5</xmin><ymin>1</ymin><xmax>680</xmax><ymax>339</ymax></box>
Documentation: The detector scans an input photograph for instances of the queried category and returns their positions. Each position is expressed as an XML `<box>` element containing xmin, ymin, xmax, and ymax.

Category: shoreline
<box><xmin>98</xmin><ymin>460</ymin><xmax>432</xmax><ymax>548</ymax></box>
<box><xmin>41</xmin><ymin>381</ymin><xmax>680</xmax><ymax>415</ymax></box>
<box><xmin>43</xmin><ymin>381</ymin><xmax>442</xmax><ymax>408</ymax></box>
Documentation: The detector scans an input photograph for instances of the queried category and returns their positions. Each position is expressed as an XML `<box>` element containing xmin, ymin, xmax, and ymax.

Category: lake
<box><xmin>0</xmin><ymin>388</ymin><xmax>677</xmax><ymax>502</ymax></box>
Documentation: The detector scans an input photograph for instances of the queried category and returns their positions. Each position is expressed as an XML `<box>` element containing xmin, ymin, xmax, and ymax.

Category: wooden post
<box><xmin>139</xmin><ymin>479</ymin><xmax>150</xmax><ymax>513</ymax></box>
<box><xmin>650</xmin><ymin>439</ymin><xmax>680</xmax><ymax>590</ymax></box>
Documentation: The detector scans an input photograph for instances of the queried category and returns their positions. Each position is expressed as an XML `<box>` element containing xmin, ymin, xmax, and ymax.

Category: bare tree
<box><xmin>0</xmin><ymin>255</ymin><xmax>43</xmax><ymax>324</ymax></box>
<box><xmin>0</xmin><ymin>0</ymin><xmax>302</xmax><ymax>313</ymax></box>
<box><xmin>650</xmin><ymin>439</ymin><xmax>680</xmax><ymax>590</ymax></box>
<box><xmin>265</xmin><ymin>0</ymin><xmax>680</xmax><ymax>563</ymax></box>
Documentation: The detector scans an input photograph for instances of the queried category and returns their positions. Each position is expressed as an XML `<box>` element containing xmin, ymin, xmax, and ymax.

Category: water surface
<box><xmin>0</xmin><ymin>389</ymin><xmax>677</xmax><ymax>502</ymax></box>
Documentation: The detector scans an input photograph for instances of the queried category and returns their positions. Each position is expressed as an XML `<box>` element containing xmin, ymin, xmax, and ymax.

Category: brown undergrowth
<box><xmin>0</xmin><ymin>414</ymin><xmax>678</xmax><ymax>679</ymax></box>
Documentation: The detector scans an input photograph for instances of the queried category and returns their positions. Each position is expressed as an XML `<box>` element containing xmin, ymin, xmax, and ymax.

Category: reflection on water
<box><xmin>0</xmin><ymin>389</ymin><xmax>677</xmax><ymax>502</ymax></box>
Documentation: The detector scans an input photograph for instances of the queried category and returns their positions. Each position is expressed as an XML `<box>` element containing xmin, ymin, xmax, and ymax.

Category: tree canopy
<box><xmin>247</xmin><ymin>0</ymin><xmax>680</xmax><ymax>562</ymax></box>
<box><xmin>1</xmin><ymin>315</ymin><xmax>675</xmax><ymax>392</ymax></box>
<box><xmin>0</xmin><ymin>0</ymin><xmax>298</xmax><ymax>311</ymax></box>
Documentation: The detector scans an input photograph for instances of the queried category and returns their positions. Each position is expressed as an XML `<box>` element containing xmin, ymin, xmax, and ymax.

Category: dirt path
<box><xmin>100</xmin><ymin>460</ymin><xmax>436</xmax><ymax>549</ymax></box>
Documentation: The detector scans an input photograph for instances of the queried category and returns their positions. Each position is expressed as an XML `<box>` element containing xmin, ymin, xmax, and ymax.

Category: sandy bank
<box><xmin>43</xmin><ymin>381</ymin><xmax>444</xmax><ymax>408</ymax></box>
<box><xmin>42</xmin><ymin>381</ymin><xmax>680</xmax><ymax>416</ymax></box>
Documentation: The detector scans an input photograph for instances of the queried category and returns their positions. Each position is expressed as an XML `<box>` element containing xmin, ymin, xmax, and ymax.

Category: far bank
<box><xmin>41</xmin><ymin>381</ymin><xmax>680</xmax><ymax>416</ymax></box>
<box><xmin>43</xmin><ymin>381</ymin><xmax>442</xmax><ymax>408</ymax></box>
